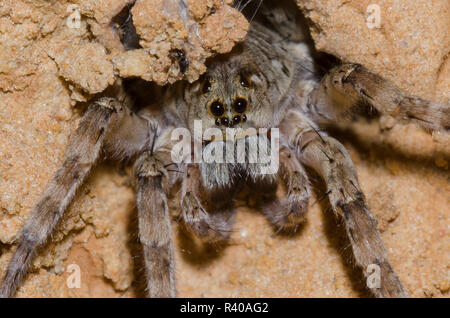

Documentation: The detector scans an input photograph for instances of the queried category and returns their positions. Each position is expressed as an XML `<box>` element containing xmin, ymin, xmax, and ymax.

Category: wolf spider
<box><xmin>1</xmin><ymin>0</ymin><xmax>448</xmax><ymax>298</ymax></box>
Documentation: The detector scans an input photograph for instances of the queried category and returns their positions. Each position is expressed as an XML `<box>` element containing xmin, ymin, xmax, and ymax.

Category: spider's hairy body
<box><xmin>164</xmin><ymin>21</ymin><xmax>311</xmax><ymax>188</ymax></box>
<box><xmin>1</xmin><ymin>0</ymin><xmax>449</xmax><ymax>298</ymax></box>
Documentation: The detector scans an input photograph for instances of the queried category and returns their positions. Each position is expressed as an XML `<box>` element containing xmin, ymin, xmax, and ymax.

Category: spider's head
<box><xmin>184</xmin><ymin>52</ymin><xmax>275</xmax><ymax>136</ymax></box>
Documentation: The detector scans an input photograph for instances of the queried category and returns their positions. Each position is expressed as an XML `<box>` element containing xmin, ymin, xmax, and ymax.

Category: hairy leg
<box><xmin>134</xmin><ymin>151</ymin><xmax>176</xmax><ymax>297</ymax></box>
<box><xmin>260</xmin><ymin>146</ymin><xmax>311</xmax><ymax>231</ymax></box>
<box><xmin>309</xmin><ymin>63</ymin><xmax>449</xmax><ymax>131</ymax></box>
<box><xmin>181</xmin><ymin>164</ymin><xmax>235</xmax><ymax>242</ymax></box>
<box><xmin>0</xmin><ymin>97</ymin><xmax>149</xmax><ymax>298</ymax></box>
<box><xmin>282</xmin><ymin>110</ymin><xmax>409</xmax><ymax>297</ymax></box>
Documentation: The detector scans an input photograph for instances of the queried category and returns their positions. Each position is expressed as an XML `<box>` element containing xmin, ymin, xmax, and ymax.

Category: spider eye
<box><xmin>221</xmin><ymin>117</ymin><xmax>229</xmax><ymax>126</ymax></box>
<box><xmin>239</xmin><ymin>73</ymin><xmax>251</xmax><ymax>88</ymax></box>
<box><xmin>233</xmin><ymin>98</ymin><xmax>247</xmax><ymax>113</ymax></box>
<box><xmin>210</xmin><ymin>100</ymin><xmax>224</xmax><ymax>117</ymax></box>
<box><xmin>202</xmin><ymin>79</ymin><xmax>211</xmax><ymax>94</ymax></box>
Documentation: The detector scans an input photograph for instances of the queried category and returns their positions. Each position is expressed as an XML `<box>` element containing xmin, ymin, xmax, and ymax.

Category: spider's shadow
<box><xmin>176</xmin><ymin>224</ymin><xmax>229</xmax><ymax>265</ymax></box>
<box><xmin>329</xmin><ymin>123</ymin><xmax>449</xmax><ymax>167</ymax></box>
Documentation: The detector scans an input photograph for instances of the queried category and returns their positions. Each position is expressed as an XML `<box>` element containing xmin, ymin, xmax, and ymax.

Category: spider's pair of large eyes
<box><xmin>209</xmin><ymin>98</ymin><xmax>248</xmax><ymax>117</ymax></box>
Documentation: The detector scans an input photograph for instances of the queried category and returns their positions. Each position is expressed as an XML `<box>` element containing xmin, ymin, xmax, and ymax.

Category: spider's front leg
<box><xmin>180</xmin><ymin>164</ymin><xmax>235</xmax><ymax>243</ymax></box>
<box><xmin>282</xmin><ymin>110</ymin><xmax>409</xmax><ymax>298</ymax></box>
<box><xmin>134</xmin><ymin>151</ymin><xmax>176</xmax><ymax>297</ymax></box>
<box><xmin>310</xmin><ymin>63</ymin><xmax>449</xmax><ymax>131</ymax></box>
<box><xmin>259</xmin><ymin>146</ymin><xmax>311</xmax><ymax>231</ymax></box>
<box><xmin>0</xmin><ymin>97</ymin><xmax>149</xmax><ymax>298</ymax></box>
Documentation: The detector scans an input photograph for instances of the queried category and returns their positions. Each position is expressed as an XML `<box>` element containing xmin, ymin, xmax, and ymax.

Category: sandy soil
<box><xmin>0</xmin><ymin>0</ymin><xmax>448</xmax><ymax>297</ymax></box>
